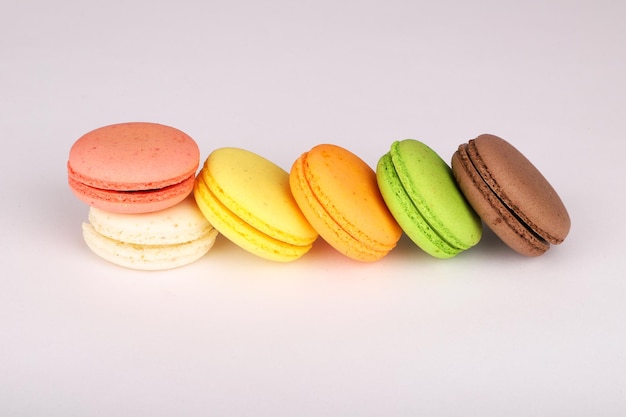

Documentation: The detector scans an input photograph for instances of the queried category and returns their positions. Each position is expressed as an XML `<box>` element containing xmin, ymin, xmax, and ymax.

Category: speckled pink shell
<box><xmin>68</xmin><ymin>122</ymin><xmax>200</xmax><ymax>213</ymax></box>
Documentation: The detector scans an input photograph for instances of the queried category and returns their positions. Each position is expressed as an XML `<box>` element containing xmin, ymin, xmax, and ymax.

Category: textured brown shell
<box><xmin>452</xmin><ymin>134</ymin><xmax>570</xmax><ymax>256</ymax></box>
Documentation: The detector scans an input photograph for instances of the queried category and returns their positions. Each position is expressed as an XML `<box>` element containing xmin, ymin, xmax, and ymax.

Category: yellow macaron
<box><xmin>194</xmin><ymin>147</ymin><xmax>318</xmax><ymax>262</ymax></box>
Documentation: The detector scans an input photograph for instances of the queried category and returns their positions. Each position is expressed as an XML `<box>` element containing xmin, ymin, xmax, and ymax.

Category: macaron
<box><xmin>82</xmin><ymin>195</ymin><xmax>218</xmax><ymax>270</ymax></box>
<box><xmin>451</xmin><ymin>134</ymin><xmax>571</xmax><ymax>256</ymax></box>
<box><xmin>68</xmin><ymin>122</ymin><xmax>200</xmax><ymax>214</ymax></box>
<box><xmin>193</xmin><ymin>147</ymin><xmax>318</xmax><ymax>262</ymax></box>
<box><xmin>376</xmin><ymin>139</ymin><xmax>482</xmax><ymax>258</ymax></box>
<box><xmin>290</xmin><ymin>144</ymin><xmax>402</xmax><ymax>262</ymax></box>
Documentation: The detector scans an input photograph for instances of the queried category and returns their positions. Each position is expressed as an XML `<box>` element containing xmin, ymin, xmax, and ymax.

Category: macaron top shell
<box><xmin>68</xmin><ymin>122</ymin><xmax>199</xmax><ymax>191</ymax></box>
<box><xmin>290</xmin><ymin>144</ymin><xmax>402</xmax><ymax>261</ymax></box>
<box><xmin>467</xmin><ymin>134</ymin><xmax>570</xmax><ymax>244</ymax></box>
<box><xmin>377</xmin><ymin>139</ymin><xmax>482</xmax><ymax>258</ymax></box>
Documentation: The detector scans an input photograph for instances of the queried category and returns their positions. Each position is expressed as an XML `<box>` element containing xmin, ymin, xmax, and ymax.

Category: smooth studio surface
<box><xmin>2</xmin><ymin>0</ymin><xmax>625</xmax><ymax>416</ymax></box>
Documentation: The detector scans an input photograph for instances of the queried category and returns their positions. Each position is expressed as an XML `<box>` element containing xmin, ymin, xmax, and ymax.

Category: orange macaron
<box><xmin>290</xmin><ymin>144</ymin><xmax>402</xmax><ymax>262</ymax></box>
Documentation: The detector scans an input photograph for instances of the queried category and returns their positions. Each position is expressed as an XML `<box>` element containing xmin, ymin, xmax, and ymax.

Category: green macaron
<box><xmin>376</xmin><ymin>139</ymin><xmax>482</xmax><ymax>258</ymax></box>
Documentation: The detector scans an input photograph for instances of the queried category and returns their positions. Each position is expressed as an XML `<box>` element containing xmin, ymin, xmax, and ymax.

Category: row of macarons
<box><xmin>67</xmin><ymin>122</ymin><xmax>571</xmax><ymax>270</ymax></box>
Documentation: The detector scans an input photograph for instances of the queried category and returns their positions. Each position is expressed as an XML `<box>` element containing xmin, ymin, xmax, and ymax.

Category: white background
<box><xmin>2</xmin><ymin>0</ymin><xmax>625</xmax><ymax>416</ymax></box>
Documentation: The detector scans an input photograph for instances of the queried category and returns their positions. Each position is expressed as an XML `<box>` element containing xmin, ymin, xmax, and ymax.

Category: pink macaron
<box><xmin>68</xmin><ymin>122</ymin><xmax>200</xmax><ymax>213</ymax></box>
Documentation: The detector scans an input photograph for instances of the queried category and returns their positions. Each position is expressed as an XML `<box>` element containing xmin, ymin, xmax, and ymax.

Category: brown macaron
<box><xmin>451</xmin><ymin>134</ymin><xmax>571</xmax><ymax>256</ymax></box>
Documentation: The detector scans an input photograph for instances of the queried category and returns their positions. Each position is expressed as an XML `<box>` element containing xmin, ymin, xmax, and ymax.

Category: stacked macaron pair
<box><xmin>67</xmin><ymin>122</ymin><xmax>218</xmax><ymax>270</ymax></box>
<box><xmin>68</xmin><ymin>122</ymin><xmax>571</xmax><ymax>269</ymax></box>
